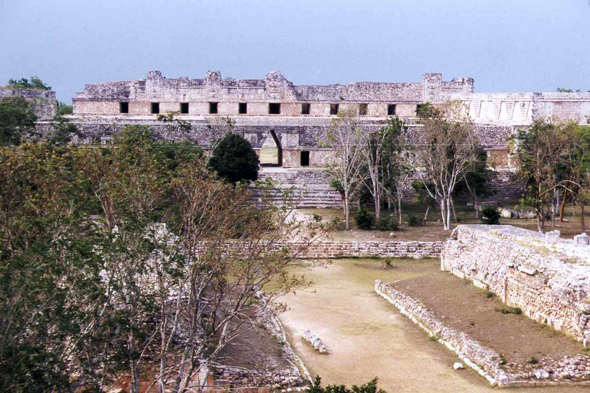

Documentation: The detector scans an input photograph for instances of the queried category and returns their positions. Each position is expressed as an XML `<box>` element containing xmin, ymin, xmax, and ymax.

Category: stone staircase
<box><xmin>483</xmin><ymin>170</ymin><xmax>523</xmax><ymax>205</ymax></box>
<box><xmin>251</xmin><ymin>169</ymin><xmax>342</xmax><ymax>208</ymax></box>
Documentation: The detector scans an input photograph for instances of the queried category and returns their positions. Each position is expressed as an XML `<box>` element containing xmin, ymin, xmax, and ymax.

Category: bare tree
<box><xmin>166</xmin><ymin>168</ymin><xmax>324</xmax><ymax>392</ymax></box>
<box><xmin>324</xmin><ymin>109</ymin><xmax>368</xmax><ymax>230</ymax></box>
<box><xmin>411</xmin><ymin>102</ymin><xmax>479</xmax><ymax>230</ymax></box>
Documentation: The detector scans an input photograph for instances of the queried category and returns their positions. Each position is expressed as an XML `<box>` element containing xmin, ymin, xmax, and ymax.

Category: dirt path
<box><xmin>279</xmin><ymin>259</ymin><xmax>588</xmax><ymax>392</ymax></box>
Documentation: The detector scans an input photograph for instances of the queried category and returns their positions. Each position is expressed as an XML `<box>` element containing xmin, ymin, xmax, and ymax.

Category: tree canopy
<box><xmin>0</xmin><ymin>127</ymin><xmax>319</xmax><ymax>392</ymax></box>
<box><xmin>208</xmin><ymin>132</ymin><xmax>259</xmax><ymax>183</ymax></box>
<box><xmin>0</xmin><ymin>97</ymin><xmax>37</xmax><ymax>146</ymax></box>
<box><xmin>7</xmin><ymin>76</ymin><xmax>51</xmax><ymax>90</ymax></box>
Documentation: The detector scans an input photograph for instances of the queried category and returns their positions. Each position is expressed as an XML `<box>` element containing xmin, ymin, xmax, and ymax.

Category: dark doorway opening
<box><xmin>239</xmin><ymin>102</ymin><xmax>248</xmax><ymax>114</ymax></box>
<box><xmin>180</xmin><ymin>103</ymin><xmax>189</xmax><ymax>114</ymax></box>
<box><xmin>330</xmin><ymin>104</ymin><xmax>339</xmax><ymax>115</ymax></box>
<box><xmin>209</xmin><ymin>102</ymin><xmax>218</xmax><ymax>114</ymax></box>
<box><xmin>120</xmin><ymin>102</ymin><xmax>129</xmax><ymax>114</ymax></box>
<box><xmin>269</xmin><ymin>103</ymin><xmax>281</xmax><ymax>114</ymax></box>
<box><xmin>388</xmin><ymin>104</ymin><xmax>397</xmax><ymax>116</ymax></box>
<box><xmin>301</xmin><ymin>103</ymin><xmax>311</xmax><ymax>115</ymax></box>
<box><xmin>359</xmin><ymin>103</ymin><xmax>368</xmax><ymax>116</ymax></box>
<box><xmin>300</xmin><ymin>151</ymin><xmax>310</xmax><ymax>166</ymax></box>
<box><xmin>151</xmin><ymin>102</ymin><xmax>160</xmax><ymax>114</ymax></box>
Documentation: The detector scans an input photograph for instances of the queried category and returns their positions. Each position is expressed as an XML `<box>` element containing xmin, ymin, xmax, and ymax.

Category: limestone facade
<box><xmin>66</xmin><ymin>71</ymin><xmax>590</xmax><ymax>168</ymax></box>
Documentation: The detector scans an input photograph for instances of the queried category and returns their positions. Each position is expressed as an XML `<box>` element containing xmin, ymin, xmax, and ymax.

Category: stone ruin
<box><xmin>52</xmin><ymin>70</ymin><xmax>590</xmax><ymax>172</ymax></box>
<box><xmin>442</xmin><ymin>225</ymin><xmax>590</xmax><ymax>344</ymax></box>
<box><xmin>0</xmin><ymin>86</ymin><xmax>58</xmax><ymax>120</ymax></box>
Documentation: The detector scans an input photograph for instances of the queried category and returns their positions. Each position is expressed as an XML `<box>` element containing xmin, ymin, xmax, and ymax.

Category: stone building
<box><xmin>1</xmin><ymin>86</ymin><xmax>58</xmax><ymax>120</ymax></box>
<box><xmin>68</xmin><ymin>70</ymin><xmax>590</xmax><ymax>168</ymax></box>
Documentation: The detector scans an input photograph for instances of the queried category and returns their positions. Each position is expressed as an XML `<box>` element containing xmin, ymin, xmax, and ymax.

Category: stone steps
<box><xmin>254</xmin><ymin>170</ymin><xmax>341</xmax><ymax>208</ymax></box>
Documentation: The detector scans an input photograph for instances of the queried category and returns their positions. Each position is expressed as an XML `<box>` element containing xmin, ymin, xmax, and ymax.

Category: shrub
<box><xmin>376</xmin><ymin>215</ymin><xmax>399</xmax><ymax>231</ymax></box>
<box><xmin>407</xmin><ymin>215</ymin><xmax>422</xmax><ymax>227</ymax></box>
<box><xmin>495</xmin><ymin>306</ymin><xmax>522</xmax><ymax>315</ymax></box>
<box><xmin>354</xmin><ymin>208</ymin><xmax>375</xmax><ymax>230</ymax></box>
<box><xmin>312</xmin><ymin>213</ymin><xmax>322</xmax><ymax>222</ymax></box>
<box><xmin>480</xmin><ymin>205</ymin><xmax>500</xmax><ymax>225</ymax></box>
<box><xmin>383</xmin><ymin>257</ymin><xmax>393</xmax><ymax>268</ymax></box>
<box><xmin>209</xmin><ymin>133</ymin><xmax>259</xmax><ymax>183</ymax></box>
<box><xmin>330</xmin><ymin>216</ymin><xmax>345</xmax><ymax>231</ymax></box>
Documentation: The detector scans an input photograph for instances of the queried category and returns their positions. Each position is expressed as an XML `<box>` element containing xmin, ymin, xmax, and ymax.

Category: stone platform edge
<box><xmin>374</xmin><ymin>280</ymin><xmax>590</xmax><ymax>388</ymax></box>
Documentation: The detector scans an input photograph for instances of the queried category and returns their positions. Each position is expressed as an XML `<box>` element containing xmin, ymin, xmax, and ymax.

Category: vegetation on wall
<box><xmin>7</xmin><ymin>76</ymin><xmax>52</xmax><ymax>90</ymax></box>
<box><xmin>0</xmin><ymin>97</ymin><xmax>37</xmax><ymax>146</ymax></box>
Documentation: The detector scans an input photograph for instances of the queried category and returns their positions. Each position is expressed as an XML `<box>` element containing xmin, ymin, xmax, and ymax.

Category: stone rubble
<box><xmin>302</xmin><ymin>330</ymin><xmax>328</xmax><ymax>354</ymax></box>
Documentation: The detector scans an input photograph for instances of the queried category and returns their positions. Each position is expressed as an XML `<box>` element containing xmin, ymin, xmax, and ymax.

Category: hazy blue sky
<box><xmin>1</xmin><ymin>0</ymin><xmax>589</xmax><ymax>102</ymax></box>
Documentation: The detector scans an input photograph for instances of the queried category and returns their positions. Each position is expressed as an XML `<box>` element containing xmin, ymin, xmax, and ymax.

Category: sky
<box><xmin>1</xmin><ymin>0</ymin><xmax>589</xmax><ymax>102</ymax></box>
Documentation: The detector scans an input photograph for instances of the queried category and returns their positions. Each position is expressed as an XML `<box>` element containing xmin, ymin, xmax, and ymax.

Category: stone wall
<box><xmin>441</xmin><ymin>225</ymin><xmax>590</xmax><ymax>344</ymax></box>
<box><xmin>197</xmin><ymin>240</ymin><xmax>442</xmax><ymax>260</ymax></box>
<box><xmin>0</xmin><ymin>86</ymin><xmax>58</xmax><ymax>119</ymax></box>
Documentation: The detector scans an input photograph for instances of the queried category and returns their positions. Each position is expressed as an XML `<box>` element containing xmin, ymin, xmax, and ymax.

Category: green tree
<box><xmin>208</xmin><ymin>132</ymin><xmax>259</xmax><ymax>183</ymax></box>
<box><xmin>49</xmin><ymin>114</ymin><xmax>79</xmax><ymax>145</ymax></box>
<box><xmin>0</xmin><ymin>97</ymin><xmax>37</xmax><ymax>146</ymax></box>
<box><xmin>7</xmin><ymin>77</ymin><xmax>51</xmax><ymax>90</ymax></box>
<box><xmin>511</xmin><ymin>119</ymin><xmax>573</xmax><ymax>232</ymax></box>
<box><xmin>309</xmin><ymin>376</ymin><xmax>386</xmax><ymax>393</ymax></box>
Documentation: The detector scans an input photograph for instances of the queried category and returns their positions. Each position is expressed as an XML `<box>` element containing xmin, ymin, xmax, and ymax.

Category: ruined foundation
<box><xmin>442</xmin><ymin>225</ymin><xmax>590</xmax><ymax>344</ymax></box>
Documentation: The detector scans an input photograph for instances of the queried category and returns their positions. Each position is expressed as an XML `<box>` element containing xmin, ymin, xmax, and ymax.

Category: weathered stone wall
<box><xmin>0</xmin><ymin>86</ymin><xmax>58</xmax><ymax>119</ymax></box>
<box><xmin>198</xmin><ymin>240</ymin><xmax>442</xmax><ymax>260</ymax></box>
<box><xmin>59</xmin><ymin>71</ymin><xmax>590</xmax><ymax>173</ymax></box>
<box><xmin>441</xmin><ymin>225</ymin><xmax>590</xmax><ymax>344</ymax></box>
<box><xmin>73</xmin><ymin>71</ymin><xmax>471</xmax><ymax>114</ymax></box>
<box><xmin>376</xmin><ymin>280</ymin><xmax>590</xmax><ymax>387</ymax></box>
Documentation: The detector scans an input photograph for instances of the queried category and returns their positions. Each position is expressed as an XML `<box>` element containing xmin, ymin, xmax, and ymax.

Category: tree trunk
<box><xmin>397</xmin><ymin>194</ymin><xmax>403</xmax><ymax>225</ymax></box>
<box><xmin>551</xmin><ymin>190</ymin><xmax>556</xmax><ymax>228</ymax></box>
<box><xmin>440</xmin><ymin>199</ymin><xmax>450</xmax><ymax>230</ymax></box>
<box><xmin>581</xmin><ymin>204</ymin><xmax>586</xmax><ymax>232</ymax></box>
<box><xmin>374</xmin><ymin>186</ymin><xmax>381</xmax><ymax>220</ymax></box>
<box><xmin>451</xmin><ymin>198</ymin><xmax>458</xmax><ymax>223</ymax></box>
<box><xmin>344</xmin><ymin>197</ymin><xmax>350</xmax><ymax>230</ymax></box>
<box><xmin>446</xmin><ymin>198</ymin><xmax>451</xmax><ymax>230</ymax></box>
<box><xmin>559</xmin><ymin>190</ymin><xmax>567</xmax><ymax>222</ymax></box>
<box><xmin>537</xmin><ymin>209</ymin><xmax>545</xmax><ymax>233</ymax></box>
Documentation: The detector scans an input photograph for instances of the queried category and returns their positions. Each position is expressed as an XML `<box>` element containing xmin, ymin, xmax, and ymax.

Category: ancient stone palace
<box><xmin>63</xmin><ymin>70</ymin><xmax>590</xmax><ymax>168</ymax></box>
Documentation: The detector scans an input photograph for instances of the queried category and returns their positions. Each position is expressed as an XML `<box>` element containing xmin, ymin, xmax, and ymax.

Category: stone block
<box><xmin>574</xmin><ymin>233</ymin><xmax>590</xmax><ymax>246</ymax></box>
<box><xmin>544</xmin><ymin>230</ymin><xmax>561</xmax><ymax>245</ymax></box>
<box><xmin>452</xmin><ymin>268</ymin><xmax>466</xmax><ymax>279</ymax></box>
<box><xmin>517</xmin><ymin>266</ymin><xmax>537</xmax><ymax>276</ymax></box>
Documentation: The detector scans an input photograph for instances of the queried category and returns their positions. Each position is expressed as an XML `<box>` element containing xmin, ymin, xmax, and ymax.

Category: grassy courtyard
<box><xmin>279</xmin><ymin>259</ymin><xmax>589</xmax><ymax>392</ymax></box>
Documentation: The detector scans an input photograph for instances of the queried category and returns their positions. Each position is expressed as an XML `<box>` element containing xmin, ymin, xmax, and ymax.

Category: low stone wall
<box><xmin>441</xmin><ymin>225</ymin><xmax>590</xmax><ymax>345</ymax></box>
<box><xmin>375</xmin><ymin>280</ymin><xmax>590</xmax><ymax>388</ymax></box>
<box><xmin>300</xmin><ymin>240</ymin><xmax>441</xmax><ymax>259</ymax></box>
<box><xmin>199</xmin><ymin>240</ymin><xmax>442</xmax><ymax>260</ymax></box>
